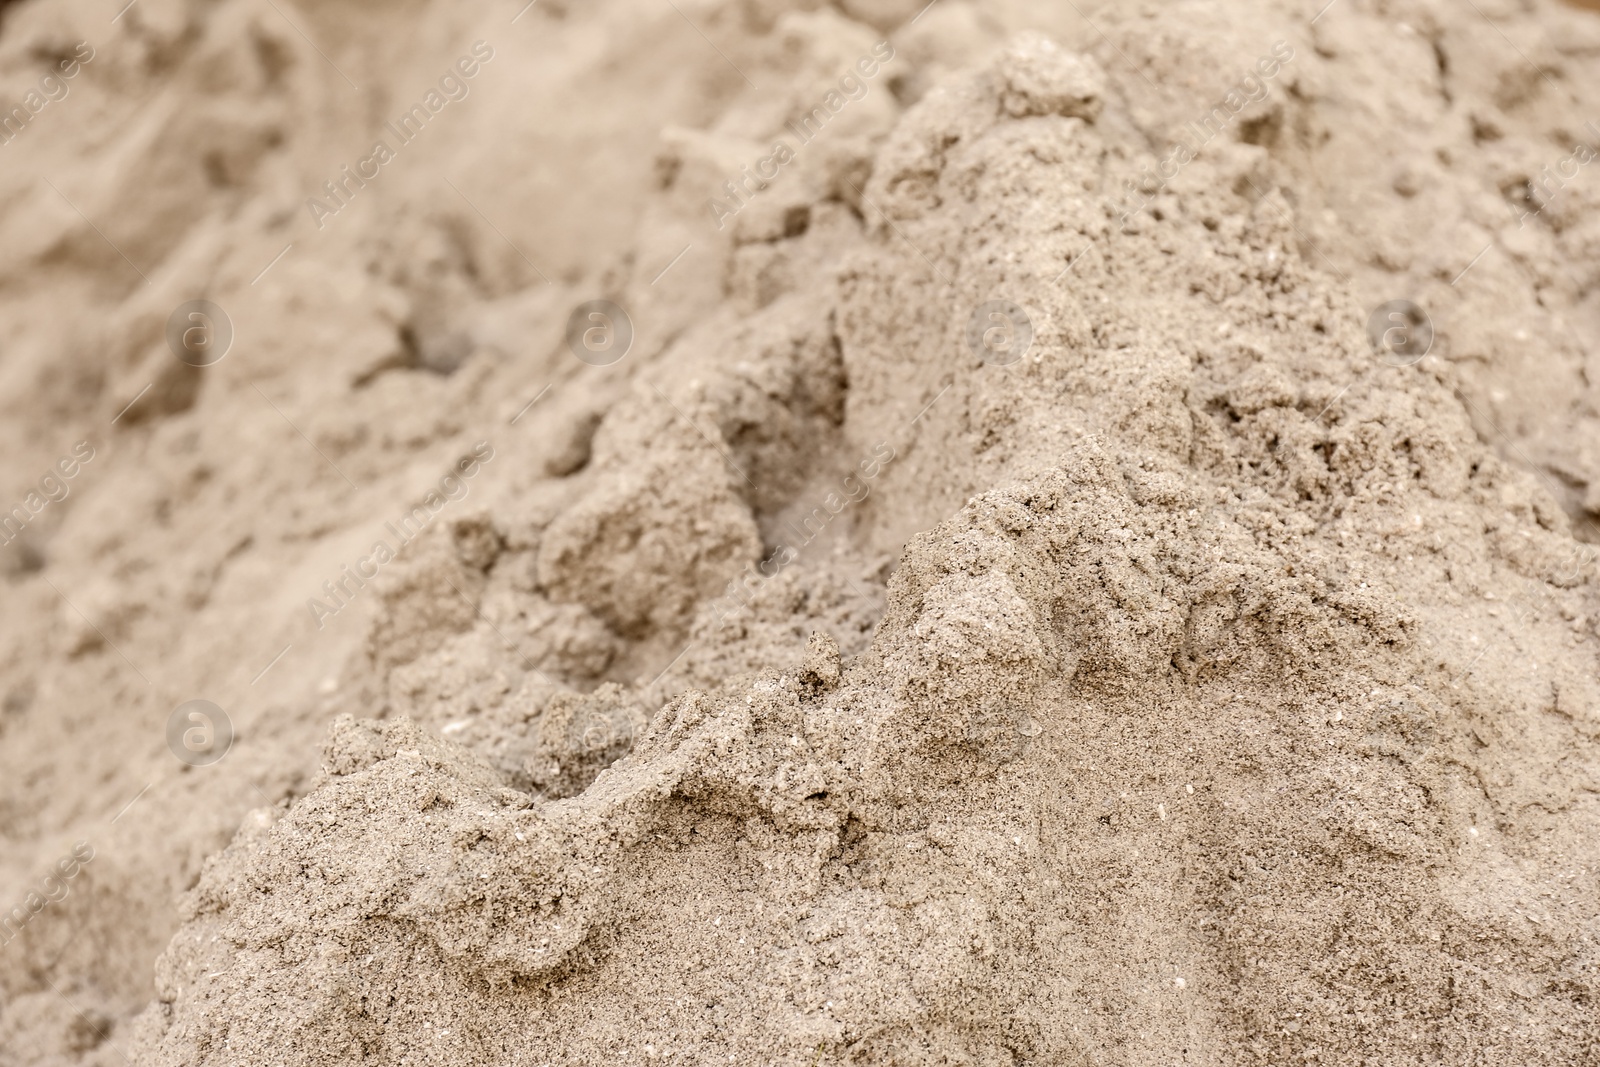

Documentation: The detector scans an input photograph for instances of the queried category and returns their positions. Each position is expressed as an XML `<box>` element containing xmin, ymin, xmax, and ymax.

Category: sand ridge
<box><xmin>0</xmin><ymin>0</ymin><xmax>1598</xmax><ymax>1064</ymax></box>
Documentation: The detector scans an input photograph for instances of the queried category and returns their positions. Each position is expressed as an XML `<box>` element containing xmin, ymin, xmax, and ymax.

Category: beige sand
<box><xmin>2</xmin><ymin>0</ymin><xmax>1599</xmax><ymax>1064</ymax></box>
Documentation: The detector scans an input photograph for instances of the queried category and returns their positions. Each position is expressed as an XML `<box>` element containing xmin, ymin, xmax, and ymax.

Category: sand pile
<box><xmin>2</xmin><ymin>0</ymin><xmax>1599</xmax><ymax>1064</ymax></box>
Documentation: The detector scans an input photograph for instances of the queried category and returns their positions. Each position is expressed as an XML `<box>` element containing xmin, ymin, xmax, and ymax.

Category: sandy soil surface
<box><xmin>1</xmin><ymin>0</ymin><xmax>1599</xmax><ymax>1064</ymax></box>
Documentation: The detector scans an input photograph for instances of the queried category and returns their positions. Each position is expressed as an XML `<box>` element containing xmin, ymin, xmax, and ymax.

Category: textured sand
<box><xmin>2</xmin><ymin>0</ymin><xmax>1599</xmax><ymax>1064</ymax></box>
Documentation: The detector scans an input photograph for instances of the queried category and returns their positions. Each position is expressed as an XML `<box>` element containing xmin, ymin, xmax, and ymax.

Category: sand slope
<box><xmin>1</xmin><ymin>1</ymin><xmax>1598</xmax><ymax>1064</ymax></box>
